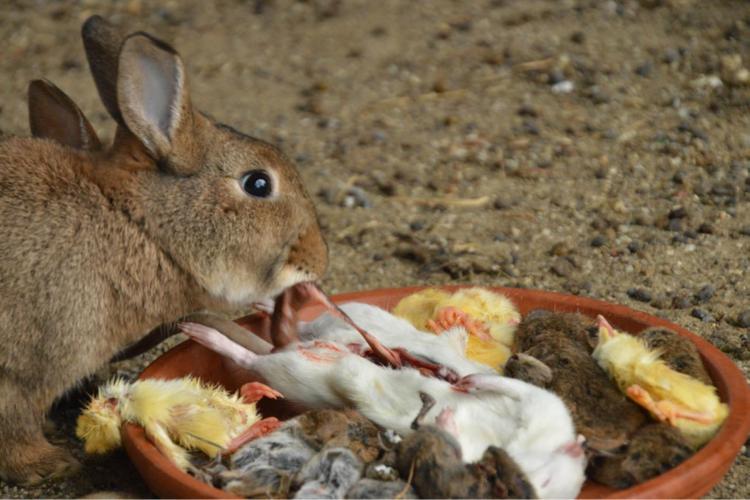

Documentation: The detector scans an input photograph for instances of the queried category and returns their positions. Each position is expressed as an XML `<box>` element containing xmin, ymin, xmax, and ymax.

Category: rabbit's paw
<box><xmin>1</xmin><ymin>442</ymin><xmax>80</xmax><ymax>485</ymax></box>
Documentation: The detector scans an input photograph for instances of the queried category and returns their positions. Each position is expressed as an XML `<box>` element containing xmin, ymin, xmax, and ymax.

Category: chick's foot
<box><xmin>223</xmin><ymin>417</ymin><xmax>282</xmax><ymax>455</ymax></box>
<box><xmin>626</xmin><ymin>385</ymin><xmax>713</xmax><ymax>425</ymax></box>
<box><xmin>428</xmin><ymin>306</ymin><xmax>492</xmax><ymax>341</ymax></box>
<box><xmin>240</xmin><ymin>381</ymin><xmax>283</xmax><ymax>403</ymax></box>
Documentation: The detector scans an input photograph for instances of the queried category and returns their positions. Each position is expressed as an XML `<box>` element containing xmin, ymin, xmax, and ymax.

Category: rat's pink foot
<box><xmin>427</xmin><ymin>306</ymin><xmax>492</xmax><ymax>341</ymax></box>
<box><xmin>435</xmin><ymin>407</ymin><xmax>459</xmax><ymax>439</ymax></box>
<box><xmin>179</xmin><ymin>322</ymin><xmax>258</xmax><ymax>367</ymax></box>
<box><xmin>240</xmin><ymin>381</ymin><xmax>283</xmax><ymax>403</ymax></box>
<box><xmin>222</xmin><ymin>417</ymin><xmax>281</xmax><ymax>455</ymax></box>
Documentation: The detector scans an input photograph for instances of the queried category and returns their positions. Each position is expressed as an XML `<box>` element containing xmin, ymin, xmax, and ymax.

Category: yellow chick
<box><xmin>393</xmin><ymin>287</ymin><xmax>520</xmax><ymax>371</ymax></box>
<box><xmin>76</xmin><ymin>377</ymin><xmax>277</xmax><ymax>471</ymax></box>
<box><xmin>592</xmin><ymin>315</ymin><xmax>728</xmax><ymax>448</ymax></box>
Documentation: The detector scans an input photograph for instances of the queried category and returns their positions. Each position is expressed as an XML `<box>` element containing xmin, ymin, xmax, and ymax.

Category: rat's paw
<box><xmin>1</xmin><ymin>442</ymin><xmax>80</xmax><ymax>485</ymax></box>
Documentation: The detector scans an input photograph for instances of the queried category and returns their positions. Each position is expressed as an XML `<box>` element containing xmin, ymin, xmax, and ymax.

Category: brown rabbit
<box><xmin>26</xmin><ymin>79</ymin><xmax>255</xmax><ymax>363</ymax></box>
<box><xmin>0</xmin><ymin>16</ymin><xmax>327</xmax><ymax>484</ymax></box>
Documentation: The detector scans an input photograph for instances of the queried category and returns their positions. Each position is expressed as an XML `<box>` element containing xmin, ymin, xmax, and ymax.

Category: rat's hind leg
<box><xmin>0</xmin><ymin>380</ymin><xmax>79</xmax><ymax>484</ymax></box>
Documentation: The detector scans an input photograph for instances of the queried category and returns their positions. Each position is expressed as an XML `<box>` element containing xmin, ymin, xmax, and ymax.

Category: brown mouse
<box><xmin>396</xmin><ymin>392</ymin><xmax>535</xmax><ymax>499</ymax></box>
<box><xmin>587</xmin><ymin>423</ymin><xmax>693</xmax><ymax>489</ymax></box>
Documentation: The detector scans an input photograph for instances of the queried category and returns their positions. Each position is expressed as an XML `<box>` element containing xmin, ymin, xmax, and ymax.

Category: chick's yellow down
<box><xmin>392</xmin><ymin>287</ymin><xmax>520</xmax><ymax>370</ymax></box>
<box><xmin>592</xmin><ymin>315</ymin><xmax>728</xmax><ymax>448</ymax></box>
<box><xmin>76</xmin><ymin>377</ymin><xmax>262</xmax><ymax>471</ymax></box>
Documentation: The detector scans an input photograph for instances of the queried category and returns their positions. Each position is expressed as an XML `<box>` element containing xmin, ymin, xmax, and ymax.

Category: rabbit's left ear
<box><xmin>28</xmin><ymin>79</ymin><xmax>102</xmax><ymax>151</ymax></box>
<box><xmin>117</xmin><ymin>32</ymin><xmax>194</xmax><ymax>165</ymax></box>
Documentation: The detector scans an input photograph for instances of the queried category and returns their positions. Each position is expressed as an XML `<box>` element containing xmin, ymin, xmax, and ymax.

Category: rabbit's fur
<box><xmin>0</xmin><ymin>16</ymin><xmax>327</xmax><ymax>484</ymax></box>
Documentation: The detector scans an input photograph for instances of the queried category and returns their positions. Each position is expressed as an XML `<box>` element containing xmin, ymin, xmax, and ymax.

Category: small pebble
<box><xmin>548</xmin><ymin>69</ymin><xmax>566</xmax><ymax>85</ymax></box>
<box><xmin>570</xmin><ymin>31</ymin><xmax>585</xmax><ymax>44</ymax></box>
<box><xmin>667</xmin><ymin>218</ymin><xmax>684</xmax><ymax>232</ymax></box>
<box><xmin>697</xmin><ymin>223</ymin><xmax>714</xmax><ymax>234</ymax></box>
<box><xmin>343</xmin><ymin>187</ymin><xmax>372</xmax><ymax>208</ymax></box>
<box><xmin>549</xmin><ymin>242</ymin><xmax>571</xmax><ymax>257</ymax></box>
<box><xmin>668</xmin><ymin>207</ymin><xmax>688</xmax><ymax>219</ymax></box>
<box><xmin>517</xmin><ymin>104</ymin><xmax>538</xmax><ymax>117</ymax></box>
<box><xmin>691</xmin><ymin>308</ymin><xmax>713</xmax><ymax>322</ymax></box>
<box><xmin>634</xmin><ymin>61</ymin><xmax>653</xmax><ymax>77</ymax></box>
<box><xmin>672</xmin><ymin>233</ymin><xmax>689</xmax><ymax>244</ymax></box>
<box><xmin>627</xmin><ymin>240</ymin><xmax>642</xmax><ymax>253</ymax></box>
<box><xmin>694</xmin><ymin>285</ymin><xmax>715</xmax><ymax>303</ymax></box>
<box><xmin>736</xmin><ymin>311</ymin><xmax>750</xmax><ymax>328</ymax></box>
<box><xmin>662</xmin><ymin>47</ymin><xmax>681</xmax><ymax>64</ymax></box>
<box><xmin>627</xmin><ymin>287</ymin><xmax>652</xmax><ymax>302</ymax></box>
<box><xmin>672</xmin><ymin>296</ymin><xmax>692</xmax><ymax>309</ymax></box>
<box><xmin>493</xmin><ymin>197</ymin><xmax>511</xmax><ymax>210</ymax></box>
<box><xmin>551</xmin><ymin>80</ymin><xmax>575</xmax><ymax>93</ymax></box>
<box><xmin>522</xmin><ymin>120</ymin><xmax>540</xmax><ymax>135</ymax></box>
<box><xmin>738</xmin><ymin>226</ymin><xmax>750</xmax><ymax>237</ymax></box>
<box><xmin>590</xmin><ymin>235</ymin><xmax>607</xmax><ymax>247</ymax></box>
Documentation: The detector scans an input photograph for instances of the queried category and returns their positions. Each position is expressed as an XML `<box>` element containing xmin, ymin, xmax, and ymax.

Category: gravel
<box><xmin>0</xmin><ymin>0</ymin><xmax>748</xmax><ymax>497</ymax></box>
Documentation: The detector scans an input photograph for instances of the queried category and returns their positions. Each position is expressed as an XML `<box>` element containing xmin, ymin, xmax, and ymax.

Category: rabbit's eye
<box><xmin>240</xmin><ymin>171</ymin><xmax>273</xmax><ymax>198</ymax></box>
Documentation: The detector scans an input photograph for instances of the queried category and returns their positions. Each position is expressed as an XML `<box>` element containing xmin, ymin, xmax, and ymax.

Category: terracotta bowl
<box><xmin>122</xmin><ymin>286</ymin><xmax>750</xmax><ymax>499</ymax></box>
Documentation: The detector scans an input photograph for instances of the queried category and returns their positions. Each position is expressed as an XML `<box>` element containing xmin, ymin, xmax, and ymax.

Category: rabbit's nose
<box><xmin>286</xmin><ymin>222</ymin><xmax>328</xmax><ymax>280</ymax></box>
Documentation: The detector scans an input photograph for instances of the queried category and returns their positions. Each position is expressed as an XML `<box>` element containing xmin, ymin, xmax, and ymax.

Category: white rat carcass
<box><xmin>180</xmin><ymin>285</ymin><xmax>586</xmax><ymax>498</ymax></box>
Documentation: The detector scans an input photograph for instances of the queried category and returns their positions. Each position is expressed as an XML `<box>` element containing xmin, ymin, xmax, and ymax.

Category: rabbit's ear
<box><xmin>117</xmin><ymin>32</ymin><xmax>193</xmax><ymax>162</ymax></box>
<box><xmin>81</xmin><ymin>15</ymin><xmax>126</xmax><ymax>125</ymax></box>
<box><xmin>28</xmin><ymin>79</ymin><xmax>102</xmax><ymax>151</ymax></box>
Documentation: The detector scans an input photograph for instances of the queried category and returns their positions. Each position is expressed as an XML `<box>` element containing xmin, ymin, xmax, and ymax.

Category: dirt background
<box><xmin>1</xmin><ymin>0</ymin><xmax>749</xmax><ymax>497</ymax></box>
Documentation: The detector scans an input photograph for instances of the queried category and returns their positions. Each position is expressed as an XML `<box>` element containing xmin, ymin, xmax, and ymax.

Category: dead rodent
<box><xmin>509</xmin><ymin>312</ymin><xmax>647</xmax><ymax>454</ymax></box>
<box><xmin>640</xmin><ymin>327</ymin><xmax>712</xmax><ymax>384</ymax></box>
<box><xmin>0</xmin><ymin>15</ymin><xmax>327</xmax><ymax>485</ymax></box>
<box><xmin>588</xmin><ymin>423</ymin><xmax>693</xmax><ymax>488</ymax></box>
<box><xmin>514</xmin><ymin>310</ymin><xmax>598</xmax><ymax>353</ymax></box>
<box><xmin>396</xmin><ymin>426</ymin><xmax>535</xmax><ymax>499</ymax></box>
<box><xmin>295</xmin><ymin>409</ymin><xmax>383</xmax><ymax>463</ymax></box>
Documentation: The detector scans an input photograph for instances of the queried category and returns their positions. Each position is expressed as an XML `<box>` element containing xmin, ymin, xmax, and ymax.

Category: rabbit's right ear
<box><xmin>81</xmin><ymin>15</ymin><xmax>126</xmax><ymax>125</ymax></box>
<box><xmin>28</xmin><ymin>79</ymin><xmax>102</xmax><ymax>151</ymax></box>
<box><xmin>116</xmin><ymin>32</ymin><xmax>195</xmax><ymax>166</ymax></box>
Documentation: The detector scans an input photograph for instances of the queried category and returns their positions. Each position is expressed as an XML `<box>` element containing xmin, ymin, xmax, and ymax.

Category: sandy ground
<box><xmin>1</xmin><ymin>0</ymin><xmax>749</xmax><ymax>497</ymax></box>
